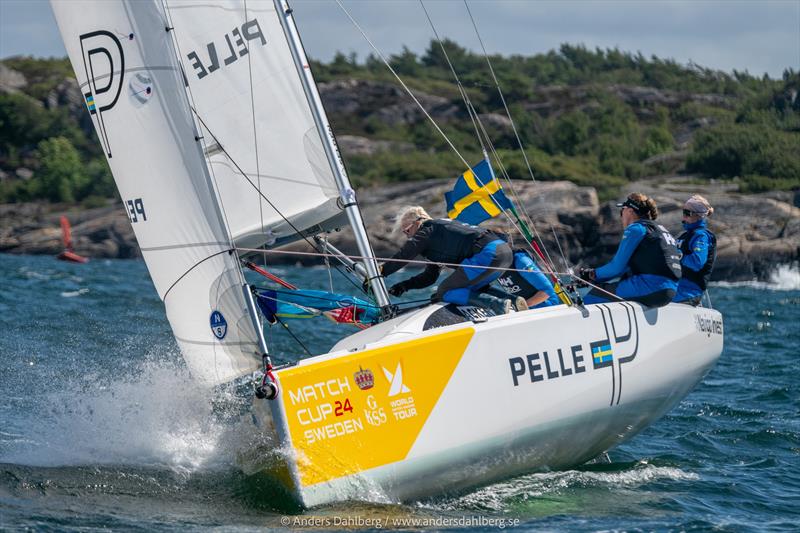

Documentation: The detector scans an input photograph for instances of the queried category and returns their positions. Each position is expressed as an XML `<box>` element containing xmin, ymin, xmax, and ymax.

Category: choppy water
<box><xmin>1</xmin><ymin>254</ymin><xmax>798</xmax><ymax>531</ymax></box>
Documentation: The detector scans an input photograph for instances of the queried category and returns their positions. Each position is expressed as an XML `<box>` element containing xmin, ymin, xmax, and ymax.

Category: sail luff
<box><xmin>273</xmin><ymin>0</ymin><xmax>391</xmax><ymax>309</ymax></box>
<box><xmin>50</xmin><ymin>0</ymin><xmax>261</xmax><ymax>386</ymax></box>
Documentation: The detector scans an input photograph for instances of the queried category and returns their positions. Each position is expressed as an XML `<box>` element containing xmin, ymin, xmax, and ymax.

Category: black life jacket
<box><xmin>677</xmin><ymin>226</ymin><xmax>716</xmax><ymax>290</ymax></box>
<box><xmin>421</xmin><ymin>219</ymin><xmax>495</xmax><ymax>264</ymax></box>
<box><xmin>627</xmin><ymin>220</ymin><xmax>682</xmax><ymax>281</ymax></box>
<box><xmin>496</xmin><ymin>251</ymin><xmax>538</xmax><ymax>298</ymax></box>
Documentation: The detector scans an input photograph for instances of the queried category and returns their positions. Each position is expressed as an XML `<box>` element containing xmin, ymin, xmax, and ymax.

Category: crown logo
<box><xmin>354</xmin><ymin>366</ymin><xmax>374</xmax><ymax>390</ymax></box>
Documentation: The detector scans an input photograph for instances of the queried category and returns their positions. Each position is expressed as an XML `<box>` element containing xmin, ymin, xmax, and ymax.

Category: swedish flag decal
<box><xmin>592</xmin><ymin>343</ymin><xmax>613</xmax><ymax>365</ymax></box>
<box><xmin>85</xmin><ymin>93</ymin><xmax>96</xmax><ymax>112</ymax></box>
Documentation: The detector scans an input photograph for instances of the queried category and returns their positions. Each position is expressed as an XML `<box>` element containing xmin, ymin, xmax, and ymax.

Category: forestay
<box><xmin>163</xmin><ymin>0</ymin><xmax>344</xmax><ymax>249</ymax></box>
<box><xmin>51</xmin><ymin>0</ymin><xmax>260</xmax><ymax>385</ymax></box>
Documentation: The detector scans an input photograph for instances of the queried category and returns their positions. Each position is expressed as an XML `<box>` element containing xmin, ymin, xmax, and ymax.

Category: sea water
<box><xmin>1</xmin><ymin>254</ymin><xmax>798</xmax><ymax>531</ymax></box>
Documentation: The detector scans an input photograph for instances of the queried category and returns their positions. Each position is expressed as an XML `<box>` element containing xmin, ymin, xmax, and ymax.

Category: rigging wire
<box><xmin>462</xmin><ymin>0</ymin><xmax>572</xmax><ymax>273</ymax></box>
<box><xmin>243</xmin><ymin>0</ymin><xmax>267</xmax><ymax>239</ymax></box>
<box><xmin>472</xmin><ymin>110</ymin><xmax>560</xmax><ymax>274</ymax></box>
<box><xmin>163</xmin><ymin>0</ymin><xmax>371</xmax><ymax>304</ymax></box>
<box><xmin>322</xmin><ymin>235</ymin><xmax>335</xmax><ymax>293</ymax></box>
<box><xmin>275</xmin><ymin>316</ymin><xmax>313</xmax><ymax>356</ymax></box>
<box><xmin>334</xmin><ymin>0</ymin><xmax>473</xmax><ymax>174</ymax></box>
<box><xmin>335</xmin><ymin>0</ymin><xmax>552</xmax><ymax>282</ymax></box>
<box><xmin>236</xmin><ymin>245</ymin><xmax>622</xmax><ymax>302</ymax></box>
<box><xmin>418</xmin><ymin>0</ymin><xmax>485</xmax><ymax>154</ymax></box>
<box><xmin>415</xmin><ymin>0</ymin><xmax>560</xmax><ymax>278</ymax></box>
<box><xmin>189</xmin><ymin>110</ymin><xmax>369</xmax><ymax>298</ymax></box>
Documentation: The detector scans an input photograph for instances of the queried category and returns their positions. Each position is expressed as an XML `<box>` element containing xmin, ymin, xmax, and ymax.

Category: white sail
<box><xmin>51</xmin><ymin>0</ymin><xmax>260</xmax><ymax>385</ymax></box>
<box><xmin>163</xmin><ymin>0</ymin><xmax>344</xmax><ymax>249</ymax></box>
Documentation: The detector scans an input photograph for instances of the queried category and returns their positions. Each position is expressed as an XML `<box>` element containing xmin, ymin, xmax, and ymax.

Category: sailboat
<box><xmin>56</xmin><ymin>215</ymin><xmax>88</xmax><ymax>263</ymax></box>
<box><xmin>51</xmin><ymin>0</ymin><xmax>723</xmax><ymax>507</ymax></box>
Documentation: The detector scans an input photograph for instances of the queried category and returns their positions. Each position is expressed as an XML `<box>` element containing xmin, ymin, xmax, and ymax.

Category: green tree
<box><xmin>549</xmin><ymin>109</ymin><xmax>590</xmax><ymax>155</ymax></box>
<box><xmin>34</xmin><ymin>136</ymin><xmax>87</xmax><ymax>202</ymax></box>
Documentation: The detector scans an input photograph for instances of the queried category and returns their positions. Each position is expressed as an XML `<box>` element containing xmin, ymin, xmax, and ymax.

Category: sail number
<box><xmin>126</xmin><ymin>198</ymin><xmax>146</xmax><ymax>223</ymax></box>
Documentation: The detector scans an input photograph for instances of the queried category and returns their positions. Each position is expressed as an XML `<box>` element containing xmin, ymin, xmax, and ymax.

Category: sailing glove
<box><xmin>577</xmin><ymin>267</ymin><xmax>596</xmax><ymax>287</ymax></box>
<box><xmin>389</xmin><ymin>282</ymin><xmax>408</xmax><ymax>296</ymax></box>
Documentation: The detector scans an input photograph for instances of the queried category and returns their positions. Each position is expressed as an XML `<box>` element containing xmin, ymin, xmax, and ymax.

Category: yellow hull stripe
<box><xmin>277</xmin><ymin>328</ymin><xmax>474</xmax><ymax>487</ymax></box>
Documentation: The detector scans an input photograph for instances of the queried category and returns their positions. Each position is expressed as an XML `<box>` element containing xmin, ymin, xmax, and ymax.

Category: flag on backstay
<box><xmin>445</xmin><ymin>158</ymin><xmax>512</xmax><ymax>225</ymax></box>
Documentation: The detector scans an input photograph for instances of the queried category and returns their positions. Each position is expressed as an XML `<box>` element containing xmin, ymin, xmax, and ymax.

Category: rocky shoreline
<box><xmin>1</xmin><ymin>177</ymin><xmax>797</xmax><ymax>282</ymax></box>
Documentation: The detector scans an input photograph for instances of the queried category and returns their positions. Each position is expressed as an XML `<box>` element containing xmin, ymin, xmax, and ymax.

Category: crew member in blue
<box><xmin>381</xmin><ymin>206</ymin><xmax>514</xmax><ymax>313</ymax></box>
<box><xmin>580</xmin><ymin>193</ymin><xmax>682</xmax><ymax>307</ymax></box>
<box><xmin>673</xmin><ymin>195</ymin><xmax>716</xmax><ymax>306</ymax></box>
<box><xmin>483</xmin><ymin>249</ymin><xmax>561</xmax><ymax>309</ymax></box>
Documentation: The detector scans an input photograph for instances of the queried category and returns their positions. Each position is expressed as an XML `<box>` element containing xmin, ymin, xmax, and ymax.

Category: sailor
<box><xmin>673</xmin><ymin>195</ymin><xmax>716</xmax><ymax>306</ymax></box>
<box><xmin>381</xmin><ymin>206</ymin><xmax>516</xmax><ymax>314</ymax></box>
<box><xmin>580</xmin><ymin>193</ymin><xmax>681</xmax><ymax>307</ymax></box>
<box><xmin>482</xmin><ymin>248</ymin><xmax>560</xmax><ymax>309</ymax></box>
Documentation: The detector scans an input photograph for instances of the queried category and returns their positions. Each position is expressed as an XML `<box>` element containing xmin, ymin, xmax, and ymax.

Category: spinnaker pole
<box><xmin>274</xmin><ymin>0</ymin><xmax>391</xmax><ymax>311</ymax></box>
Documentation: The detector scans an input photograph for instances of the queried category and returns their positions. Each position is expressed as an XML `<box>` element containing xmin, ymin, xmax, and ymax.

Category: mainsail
<box><xmin>163</xmin><ymin>0</ymin><xmax>345</xmax><ymax>249</ymax></box>
<box><xmin>51</xmin><ymin>0</ymin><xmax>261</xmax><ymax>385</ymax></box>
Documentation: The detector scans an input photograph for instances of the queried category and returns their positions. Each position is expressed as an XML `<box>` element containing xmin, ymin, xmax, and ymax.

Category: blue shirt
<box><xmin>595</xmin><ymin>222</ymin><xmax>647</xmax><ymax>281</ymax></box>
<box><xmin>680</xmin><ymin>219</ymin><xmax>711</xmax><ymax>272</ymax></box>
<box><xmin>674</xmin><ymin>219</ymin><xmax>712</xmax><ymax>301</ymax></box>
<box><xmin>590</xmin><ymin>220</ymin><xmax>677</xmax><ymax>301</ymax></box>
<box><xmin>514</xmin><ymin>252</ymin><xmax>560</xmax><ymax>308</ymax></box>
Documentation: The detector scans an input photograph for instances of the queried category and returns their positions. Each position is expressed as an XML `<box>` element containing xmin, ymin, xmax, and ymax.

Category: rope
<box><xmin>418</xmin><ymin>0</ymin><xmax>485</xmax><ymax>154</ymax></box>
<box><xmin>160</xmin><ymin>0</ymin><xmax>243</xmax><ymax>288</ymax></box>
<box><xmin>243</xmin><ymin>0</ymin><xmax>266</xmax><ymax>238</ymax></box>
<box><xmin>414</xmin><ymin>0</ymin><xmax>559</xmax><ymax>276</ymax></box>
<box><xmin>462</xmin><ymin>0</ymin><xmax>572</xmax><ymax>273</ymax></box>
<box><xmin>235</xmin><ymin>245</ymin><xmax>621</xmax><ymax>302</ymax></box>
<box><xmin>188</xmin><ymin>110</ymin><xmax>368</xmax><ymax>298</ymax></box>
<box><xmin>275</xmin><ymin>316</ymin><xmax>313</xmax><ymax>356</ymax></box>
<box><xmin>334</xmin><ymin>0</ymin><xmax>473</xmax><ymax>174</ymax></box>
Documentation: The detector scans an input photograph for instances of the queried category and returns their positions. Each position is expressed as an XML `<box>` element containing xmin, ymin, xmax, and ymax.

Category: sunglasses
<box><xmin>682</xmin><ymin>209</ymin><xmax>700</xmax><ymax>217</ymax></box>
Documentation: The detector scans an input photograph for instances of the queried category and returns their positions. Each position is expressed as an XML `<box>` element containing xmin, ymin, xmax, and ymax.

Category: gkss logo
<box><xmin>78</xmin><ymin>30</ymin><xmax>125</xmax><ymax>157</ymax></box>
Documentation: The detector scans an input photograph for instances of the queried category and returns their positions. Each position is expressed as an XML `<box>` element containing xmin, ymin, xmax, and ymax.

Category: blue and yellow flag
<box><xmin>445</xmin><ymin>159</ymin><xmax>512</xmax><ymax>225</ymax></box>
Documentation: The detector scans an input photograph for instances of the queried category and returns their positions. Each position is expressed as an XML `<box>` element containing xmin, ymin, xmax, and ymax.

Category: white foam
<box><xmin>1</xmin><ymin>355</ymin><xmax>261</xmax><ymax>474</ymax></box>
<box><xmin>60</xmin><ymin>288</ymin><xmax>89</xmax><ymax>297</ymax></box>
<box><xmin>429</xmin><ymin>462</ymin><xmax>699</xmax><ymax>511</ymax></box>
<box><xmin>711</xmin><ymin>263</ymin><xmax>800</xmax><ymax>291</ymax></box>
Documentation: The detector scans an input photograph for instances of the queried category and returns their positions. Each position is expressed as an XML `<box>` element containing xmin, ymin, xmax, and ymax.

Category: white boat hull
<box><xmin>257</xmin><ymin>301</ymin><xmax>722</xmax><ymax>507</ymax></box>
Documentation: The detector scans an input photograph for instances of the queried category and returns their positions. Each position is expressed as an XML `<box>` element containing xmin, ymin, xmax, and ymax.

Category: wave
<box><xmin>60</xmin><ymin>288</ymin><xmax>89</xmax><ymax>297</ymax></box>
<box><xmin>711</xmin><ymin>263</ymin><xmax>800</xmax><ymax>291</ymax></box>
<box><xmin>425</xmin><ymin>461</ymin><xmax>698</xmax><ymax>512</ymax></box>
<box><xmin>0</xmin><ymin>355</ymin><xmax>265</xmax><ymax>475</ymax></box>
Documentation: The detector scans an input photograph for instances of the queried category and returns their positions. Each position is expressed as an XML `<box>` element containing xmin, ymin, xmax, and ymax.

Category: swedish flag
<box><xmin>592</xmin><ymin>343</ymin><xmax>613</xmax><ymax>365</ymax></box>
<box><xmin>445</xmin><ymin>159</ymin><xmax>512</xmax><ymax>225</ymax></box>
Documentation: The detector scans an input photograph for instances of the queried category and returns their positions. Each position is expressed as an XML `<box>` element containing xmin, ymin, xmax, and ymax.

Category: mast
<box><xmin>273</xmin><ymin>0</ymin><xmax>391</xmax><ymax>310</ymax></box>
